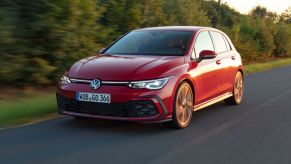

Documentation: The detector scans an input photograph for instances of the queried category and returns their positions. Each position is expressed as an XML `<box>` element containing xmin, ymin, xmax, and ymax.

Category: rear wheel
<box><xmin>169</xmin><ymin>82</ymin><xmax>194</xmax><ymax>129</ymax></box>
<box><xmin>225</xmin><ymin>71</ymin><xmax>244</xmax><ymax>105</ymax></box>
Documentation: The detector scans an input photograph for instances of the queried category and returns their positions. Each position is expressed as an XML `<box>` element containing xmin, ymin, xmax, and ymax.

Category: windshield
<box><xmin>105</xmin><ymin>30</ymin><xmax>193</xmax><ymax>56</ymax></box>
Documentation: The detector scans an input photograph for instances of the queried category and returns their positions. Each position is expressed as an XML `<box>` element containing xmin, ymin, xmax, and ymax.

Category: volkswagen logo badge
<box><xmin>90</xmin><ymin>79</ymin><xmax>101</xmax><ymax>90</ymax></box>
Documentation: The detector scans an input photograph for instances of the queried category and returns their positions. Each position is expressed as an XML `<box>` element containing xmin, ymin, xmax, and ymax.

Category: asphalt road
<box><xmin>1</xmin><ymin>66</ymin><xmax>291</xmax><ymax>164</ymax></box>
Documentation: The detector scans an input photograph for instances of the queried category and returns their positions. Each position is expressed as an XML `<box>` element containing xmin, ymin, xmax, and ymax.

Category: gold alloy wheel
<box><xmin>175</xmin><ymin>83</ymin><xmax>193</xmax><ymax>127</ymax></box>
<box><xmin>234</xmin><ymin>72</ymin><xmax>244</xmax><ymax>103</ymax></box>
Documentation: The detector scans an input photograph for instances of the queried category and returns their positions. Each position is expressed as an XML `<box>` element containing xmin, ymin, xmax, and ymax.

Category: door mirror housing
<box><xmin>198</xmin><ymin>50</ymin><xmax>217</xmax><ymax>61</ymax></box>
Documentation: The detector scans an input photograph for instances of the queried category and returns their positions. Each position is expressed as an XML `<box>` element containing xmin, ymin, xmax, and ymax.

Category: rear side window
<box><xmin>210</xmin><ymin>31</ymin><xmax>228</xmax><ymax>54</ymax></box>
<box><xmin>223</xmin><ymin>35</ymin><xmax>231</xmax><ymax>51</ymax></box>
<box><xmin>193</xmin><ymin>31</ymin><xmax>214</xmax><ymax>58</ymax></box>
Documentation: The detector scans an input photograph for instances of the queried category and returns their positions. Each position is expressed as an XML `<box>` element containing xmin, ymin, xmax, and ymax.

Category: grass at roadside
<box><xmin>0</xmin><ymin>94</ymin><xmax>57</xmax><ymax>128</ymax></box>
<box><xmin>1</xmin><ymin>57</ymin><xmax>291</xmax><ymax>129</ymax></box>
<box><xmin>244</xmin><ymin>58</ymin><xmax>291</xmax><ymax>74</ymax></box>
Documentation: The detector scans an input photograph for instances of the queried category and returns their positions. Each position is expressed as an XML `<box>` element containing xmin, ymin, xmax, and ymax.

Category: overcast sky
<box><xmin>221</xmin><ymin>0</ymin><xmax>291</xmax><ymax>14</ymax></box>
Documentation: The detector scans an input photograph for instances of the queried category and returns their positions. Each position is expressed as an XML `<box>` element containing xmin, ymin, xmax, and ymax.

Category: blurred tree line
<box><xmin>0</xmin><ymin>0</ymin><xmax>290</xmax><ymax>86</ymax></box>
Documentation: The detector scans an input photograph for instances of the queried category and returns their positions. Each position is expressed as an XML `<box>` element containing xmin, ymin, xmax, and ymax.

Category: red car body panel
<box><xmin>69</xmin><ymin>55</ymin><xmax>185</xmax><ymax>81</ymax></box>
<box><xmin>57</xmin><ymin>26</ymin><xmax>243</xmax><ymax>122</ymax></box>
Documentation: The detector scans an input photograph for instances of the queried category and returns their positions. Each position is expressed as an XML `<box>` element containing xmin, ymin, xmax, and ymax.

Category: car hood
<box><xmin>68</xmin><ymin>54</ymin><xmax>184</xmax><ymax>81</ymax></box>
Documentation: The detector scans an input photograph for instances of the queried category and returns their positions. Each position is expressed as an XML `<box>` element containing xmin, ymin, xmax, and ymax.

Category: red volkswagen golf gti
<box><xmin>57</xmin><ymin>26</ymin><xmax>244</xmax><ymax>128</ymax></box>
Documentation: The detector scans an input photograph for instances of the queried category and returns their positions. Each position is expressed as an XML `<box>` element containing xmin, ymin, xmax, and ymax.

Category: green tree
<box><xmin>229</xmin><ymin>18</ymin><xmax>259</xmax><ymax>61</ymax></box>
<box><xmin>1</xmin><ymin>0</ymin><xmax>291</xmax><ymax>87</ymax></box>
<box><xmin>279</xmin><ymin>7</ymin><xmax>291</xmax><ymax>24</ymax></box>
<box><xmin>140</xmin><ymin>0</ymin><xmax>167</xmax><ymax>26</ymax></box>
<box><xmin>99</xmin><ymin>0</ymin><xmax>142</xmax><ymax>42</ymax></box>
<box><xmin>250</xmin><ymin>6</ymin><xmax>268</xmax><ymax>19</ymax></box>
<box><xmin>254</xmin><ymin>22</ymin><xmax>275</xmax><ymax>56</ymax></box>
<box><xmin>0</xmin><ymin>0</ymin><xmax>104</xmax><ymax>86</ymax></box>
<box><xmin>200</xmin><ymin>0</ymin><xmax>240</xmax><ymax>28</ymax></box>
<box><xmin>163</xmin><ymin>0</ymin><xmax>210</xmax><ymax>26</ymax></box>
<box><xmin>273</xmin><ymin>23</ymin><xmax>291</xmax><ymax>56</ymax></box>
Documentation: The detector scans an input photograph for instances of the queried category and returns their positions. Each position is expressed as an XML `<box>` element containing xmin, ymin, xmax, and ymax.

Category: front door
<box><xmin>192</xmin><ymin>31</ymin><xmax>222</xmax><ymax>105</ymax></box>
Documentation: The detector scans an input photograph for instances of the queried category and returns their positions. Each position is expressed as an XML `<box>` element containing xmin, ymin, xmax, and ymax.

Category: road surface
<box><xmin>1</xmin><ymin>66</ymin><xmax>291</xmax><ymax>164</ymax></box>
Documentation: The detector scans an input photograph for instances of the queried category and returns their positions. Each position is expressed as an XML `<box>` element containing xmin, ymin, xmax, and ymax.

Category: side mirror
<box><xmin>198</xmin><ymin>50</ymin><xmax>217</xmax><ymax>61</ymax></box>
<box><xmin>98</xmin><ymin>48</ymin><xmax>106</xmax><ymax>54</ymax></box>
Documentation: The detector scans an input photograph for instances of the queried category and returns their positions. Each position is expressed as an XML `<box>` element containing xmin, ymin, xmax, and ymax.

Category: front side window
<box><xmin>210</xmin><ymin>31</ymin><xmax>228</xmax><ymax>54</ymax></box>
<box><xmin>105</xmin><ymin>31</ymin><xmax>193</xmax><ymax>56</ymax></box>
<box><xmin>193</xmin><ymin>31</ymin><xmax>215</xmax><ymax>58</ymax></box>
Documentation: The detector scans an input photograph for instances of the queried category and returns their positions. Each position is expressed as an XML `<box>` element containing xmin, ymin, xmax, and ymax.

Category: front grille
<box><xmin>56</xmin><ymin>94</ymin><xmax>158</xmax><ymax>118</ymax></box>
<box><xmin>70</xmin><ymin>78</ymin><xmax>129</xmax><ymax>86</ymax></box>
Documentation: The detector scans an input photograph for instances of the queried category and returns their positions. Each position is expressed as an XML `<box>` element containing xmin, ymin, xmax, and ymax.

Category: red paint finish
<box><xmin>69</xmin><ymin>55</ymin><xmax>185</xmax><ymax>81</ymax></box>
<box><xmin>57</xmin><ymin>26</ymin><xmax>243</xmax><ymax>122</ymax></box>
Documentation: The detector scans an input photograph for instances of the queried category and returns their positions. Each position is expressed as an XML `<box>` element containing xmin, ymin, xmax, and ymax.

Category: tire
<box><xmin>225</xmin><ymin>71</ymin><xmax>244</xmax><ymax>105</ymax></box>
<box><xmin>73</xmin><ymin>116</ymin><xmax>85</xmax><ymax>120</ymax></box>
<box><xmin>169</xmin><ymin>82</ymin><xmax>194</xmax><ymax>129</ymax></box>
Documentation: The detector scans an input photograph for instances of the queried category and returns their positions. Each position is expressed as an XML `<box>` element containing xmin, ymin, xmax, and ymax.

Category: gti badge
<box><xmin>90</xmin><ymin>79</ymin><xmax>101</xmax><ymax>90</ymax></box>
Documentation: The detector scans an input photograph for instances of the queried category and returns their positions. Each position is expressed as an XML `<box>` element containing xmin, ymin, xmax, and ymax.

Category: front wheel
<box><xmin>225</xmin><ymin>71</ymin><xmax>244</xmax><ymax>105</ymax></box>
<box><xmin>169</xmin><ymin>82</ymin><xmax>194</xmax><ymax>129</ymax></box>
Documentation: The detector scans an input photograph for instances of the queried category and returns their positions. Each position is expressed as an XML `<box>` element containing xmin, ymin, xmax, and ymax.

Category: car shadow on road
<box><xmin>56</xmin><ymin>101</ymin><xmax>243</xmax><ymax>136</ymax></box>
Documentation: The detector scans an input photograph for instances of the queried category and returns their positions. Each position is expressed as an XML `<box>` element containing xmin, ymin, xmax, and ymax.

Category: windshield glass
<box><xmin>105</xmin><ymin>30</ymin><xmax>193</xmax><ymax>56</ymax></box>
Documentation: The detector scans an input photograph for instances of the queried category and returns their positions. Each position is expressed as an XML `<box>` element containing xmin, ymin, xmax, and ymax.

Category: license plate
<box><xmin>76</xmin><ymin>92</ymin><xmax>111</xmax><ymax>103</ymax></box>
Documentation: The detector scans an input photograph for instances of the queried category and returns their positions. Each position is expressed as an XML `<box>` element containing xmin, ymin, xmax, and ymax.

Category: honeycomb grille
<box><xmin>56</xmin><ymin>93</ymin><xmax>158</xmax><ymax>117</ymax></box>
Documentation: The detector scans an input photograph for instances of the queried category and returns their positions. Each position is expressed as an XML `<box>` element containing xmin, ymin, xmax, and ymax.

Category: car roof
<box><xmin>134</xmin><ymin>26</ymin><xmax>216</xmax><ymax>32</ymax></box>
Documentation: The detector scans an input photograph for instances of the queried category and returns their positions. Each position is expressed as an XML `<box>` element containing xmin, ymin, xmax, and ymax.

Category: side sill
<box><xmin>194</xmin><ymin>92</ymin><xmax>233</xmax><ymax>111</ymax></box>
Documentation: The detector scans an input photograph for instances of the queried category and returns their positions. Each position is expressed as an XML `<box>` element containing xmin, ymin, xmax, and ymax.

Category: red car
<box><xmin>56</xmin><ymin>26</ymin><xmax>244</xmax><ymax>128</ymax></box>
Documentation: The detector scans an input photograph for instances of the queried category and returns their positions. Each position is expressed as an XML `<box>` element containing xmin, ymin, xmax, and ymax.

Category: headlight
<box><xmin>128</xmin><ymin>77</ymin><xmax>172</xmax><ymax>90</ymax></box>
<box><xmin>60</xmin><ymin>75</ymin><xmax>71</xmax><ymax>85</ymax></box>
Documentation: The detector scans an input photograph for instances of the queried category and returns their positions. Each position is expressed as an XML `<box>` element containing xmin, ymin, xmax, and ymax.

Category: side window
<box><xmin>193</xmin><ymin>31</ymin><xmax>214</xmax><ymax>59</ymax></box>
<box><xmin>223</xmin><ymin>35</ymin><xmax>231</xmax><ymax>51</ymax></box>
<box><xmin>210</xmin><ymin>31</ymin><xmax>228</xmax><ymax>54</ymax></box>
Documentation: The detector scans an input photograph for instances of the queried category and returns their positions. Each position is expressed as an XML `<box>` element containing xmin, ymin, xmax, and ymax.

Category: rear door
<box><xmin>209</xmin><ymin>31</ymin><xmax>232</xmax><ymax>94</ymax></box>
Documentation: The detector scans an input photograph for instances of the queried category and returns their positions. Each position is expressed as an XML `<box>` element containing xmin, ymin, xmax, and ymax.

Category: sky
<box><xmin>221</xmin><ymin>0</ymin><xmax>291</xmax><ymax>14</ymax></box>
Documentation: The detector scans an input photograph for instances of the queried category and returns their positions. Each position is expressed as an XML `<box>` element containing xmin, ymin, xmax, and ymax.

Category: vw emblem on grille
<box><xmin>90</xmin><ymin>79</ymin><xmax>101</xmax><ymax>90</ymax></box>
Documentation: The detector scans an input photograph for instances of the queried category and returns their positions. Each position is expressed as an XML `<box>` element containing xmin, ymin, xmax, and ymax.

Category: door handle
<box><xmin>216</xmin><ymin>60</ymin><xmax>221</xmax><ymax>65</ymax></box>
<box><xmin>231</xmin><ymin>55</ymin><xmax>236</xmax><ymax>60</ymax></box>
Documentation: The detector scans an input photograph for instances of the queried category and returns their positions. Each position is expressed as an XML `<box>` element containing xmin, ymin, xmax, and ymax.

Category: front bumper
<box><xmin>56</xmin><ymin>84</ymin><xmax>173</xmax><ymax>122</ymax></box>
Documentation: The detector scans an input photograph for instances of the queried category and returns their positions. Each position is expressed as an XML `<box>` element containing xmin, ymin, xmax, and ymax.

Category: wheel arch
<box><xmin>238</xmin><ymin>65</ymin><xmax>244</xmax><ymax>77</ymax></box>
<box><xmin>238</xmin><ymin>68</ymin><xmax>244</xmax><ymax>78</ymax></box>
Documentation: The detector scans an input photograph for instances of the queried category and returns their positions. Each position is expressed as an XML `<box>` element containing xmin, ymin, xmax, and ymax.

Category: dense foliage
<box><xmin>0</xmin><ymin>0</ymin><xmax>290</xmax><ymax>86</ymax></box>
